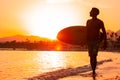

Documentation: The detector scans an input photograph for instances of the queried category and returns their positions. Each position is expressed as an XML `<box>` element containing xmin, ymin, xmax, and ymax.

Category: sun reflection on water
<box><xmin>35</xmin><ymin>51</ymin><xmax>66</xmax><ymax>71</ymax></box>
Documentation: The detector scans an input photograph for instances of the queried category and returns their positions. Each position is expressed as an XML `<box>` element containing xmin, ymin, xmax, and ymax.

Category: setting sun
<box><xmin>20</xmin><ymin>3</ymin><xmax>83</xmax><ymax>40</ymax></box>
<box><xmin>0</xmin><ymin>0</ymin><xmax>120</xmax><ymax>39</ymax></box>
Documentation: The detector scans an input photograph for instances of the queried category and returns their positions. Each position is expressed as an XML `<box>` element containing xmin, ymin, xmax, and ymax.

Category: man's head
<box><xmin>90</xmin><ymin>7</ymin><xmax>99</xmax><ymax>17</ymax></box>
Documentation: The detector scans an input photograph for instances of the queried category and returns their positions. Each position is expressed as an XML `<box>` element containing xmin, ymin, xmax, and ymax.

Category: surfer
<box><xmin>86</xmin><ymin>7</ymin><xmax>107</xmax><ymax>75</ymax></box>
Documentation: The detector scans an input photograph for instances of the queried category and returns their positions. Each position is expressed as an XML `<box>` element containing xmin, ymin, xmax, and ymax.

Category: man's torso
<box><xmin>87</xmin><ymin>19</ymin><xmax>103</xmax><ymax>41</ymax></box>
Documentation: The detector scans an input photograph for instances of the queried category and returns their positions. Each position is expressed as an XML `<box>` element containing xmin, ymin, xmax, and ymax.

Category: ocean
<box><xmin>0</xmin><ymin>51</ymin><xmax>119</xmax><ymax>80</ymax></box>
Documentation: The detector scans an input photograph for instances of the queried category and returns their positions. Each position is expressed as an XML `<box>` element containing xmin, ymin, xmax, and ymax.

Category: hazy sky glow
<box><xmin>0</xmin><ymin>0</ymin><xmax>120</xmax><ymax>39</ymax></box>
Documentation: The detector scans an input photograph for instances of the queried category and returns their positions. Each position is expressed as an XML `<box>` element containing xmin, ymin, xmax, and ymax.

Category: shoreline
<box><xmin>0</xmin><ymin>48</ymin><xmax>120</xmax><ymax>52</ymax></box>
<box><xmin>27</xmin><ymin>59</ymin><xmax>112</xmax><ymax>80</ymax></box>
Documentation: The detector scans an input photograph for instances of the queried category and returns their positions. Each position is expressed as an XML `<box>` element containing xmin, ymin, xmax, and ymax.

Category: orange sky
<box><xmin>0</xmin><ymin>0</ymin><xmax>120</xmax><ymax>39</ymax></box>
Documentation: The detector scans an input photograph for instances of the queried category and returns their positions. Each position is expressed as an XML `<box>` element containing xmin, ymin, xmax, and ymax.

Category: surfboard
<box><xmin>57</xmin><ymin>26</ymin><xmax>87</xmax><ymax>45</ymax></box>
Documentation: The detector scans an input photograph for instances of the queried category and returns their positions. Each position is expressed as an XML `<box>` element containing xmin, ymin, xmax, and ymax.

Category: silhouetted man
<box><xmin>86</xmin><ymin>7</ymin><xmax>107</xmax><ymax>75</ymax></box>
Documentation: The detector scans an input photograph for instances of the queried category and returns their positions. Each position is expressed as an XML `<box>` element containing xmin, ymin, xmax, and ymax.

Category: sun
<box><xmin>21</xmin><ymin>3</ymin><xmax>83</xmax><ymax>40</ymax></box>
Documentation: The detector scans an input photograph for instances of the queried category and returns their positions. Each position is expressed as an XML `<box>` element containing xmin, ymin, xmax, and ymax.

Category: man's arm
<box><xmin>101</xmin><ymin>22</ymin><xmax>107</xmax><ymax>50</ymax></box>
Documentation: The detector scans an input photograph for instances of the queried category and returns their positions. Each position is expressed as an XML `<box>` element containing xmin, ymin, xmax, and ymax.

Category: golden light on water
<box><xmin>35</xmin><ymin>51</ymin><xmax>66</xmax><ymax>71</ymax></box>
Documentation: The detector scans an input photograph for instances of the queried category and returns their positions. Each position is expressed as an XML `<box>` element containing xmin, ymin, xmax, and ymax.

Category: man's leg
<box><xmin>88</xmin><ymin>41</ymin><xmax>98</xmax><ymax>75</ymax></box>
<box><xmin>90</xmin><ymin>56</ymin><xmax>97</xmax><ymax>75</ymax></box>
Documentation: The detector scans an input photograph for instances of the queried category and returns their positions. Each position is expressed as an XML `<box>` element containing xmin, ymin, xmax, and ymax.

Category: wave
<box><xmin>27</xmin><ymin>59</ymin><xmax>112</xmax><ymax>80</ymax></box>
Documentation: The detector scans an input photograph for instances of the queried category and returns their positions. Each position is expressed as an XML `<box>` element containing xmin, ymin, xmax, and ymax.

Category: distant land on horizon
<box><xmin>0</xmin><ymin>29</ymin><xmax>120</xmax><ymax>42</ymax></box>
<box><xmin>0</xmin><ymin>35</ymin><xmax>52</xmax><ymax>42</ymax></box>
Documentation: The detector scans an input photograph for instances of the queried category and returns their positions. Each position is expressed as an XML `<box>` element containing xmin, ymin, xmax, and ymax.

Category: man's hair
<box><xmin>91</xmin><ymin>7</ymin><xmax>100</xmax><ymax>15</ymax></box>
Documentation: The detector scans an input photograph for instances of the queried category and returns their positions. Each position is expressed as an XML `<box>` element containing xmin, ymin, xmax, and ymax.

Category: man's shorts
<box><xmin>88</xmin><ymin>41</ymin><xmax>100</xmax><ymax>57</ymax></box>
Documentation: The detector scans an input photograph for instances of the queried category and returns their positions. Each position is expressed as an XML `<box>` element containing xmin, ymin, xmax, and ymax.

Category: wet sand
<box><xmin>27</xmin><ymin>59</ymin><xmax>120</xmax><ymax>80</ymax></box>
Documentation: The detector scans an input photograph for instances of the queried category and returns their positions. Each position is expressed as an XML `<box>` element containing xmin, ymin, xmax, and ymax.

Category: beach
<box><xmin>28</xmin><ymin>51</ymin><xmax>120</xmax><ymax>80</ymax></box>
<box><xmin>0</xmin><ymin>51</ymin><xmax>120</xmax><ymax>80</ymax></box>
<box><xmin>59</xmin><ymin>57</ymin><xmax>120</xmax><ymax>80</ymax></box>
